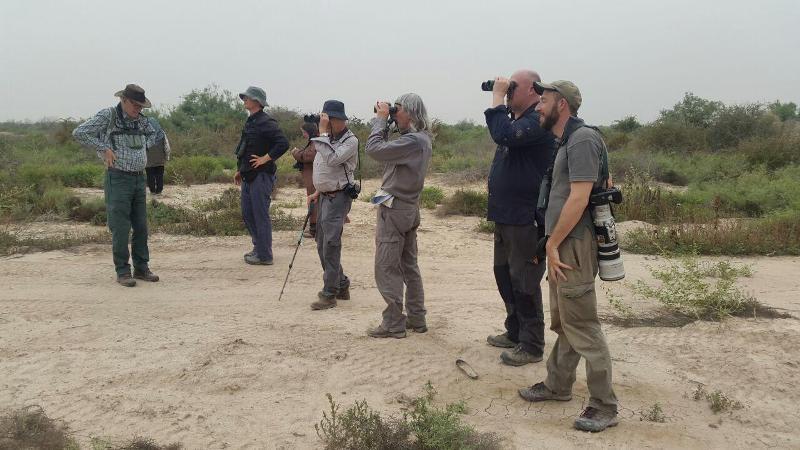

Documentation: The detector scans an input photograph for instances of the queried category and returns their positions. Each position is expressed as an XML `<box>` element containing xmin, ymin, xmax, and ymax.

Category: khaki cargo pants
<box><xmin>544</xmin><ymin>226</ymin><xmax>618</xmax><ymax>412</ymax></box>
<box><xmin>374</xmin><ymin>204</ymin><xmax>425</xmax><ymax>332</ymax></box>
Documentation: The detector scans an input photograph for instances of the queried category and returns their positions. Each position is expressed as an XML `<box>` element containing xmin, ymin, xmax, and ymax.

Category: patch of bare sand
<box><xmin>1</xmin><ymin>181</ymin><xmax>799</xmax><ymax>449</ymax></box>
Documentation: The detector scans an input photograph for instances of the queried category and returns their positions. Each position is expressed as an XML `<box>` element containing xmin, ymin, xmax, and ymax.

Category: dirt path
<box><xmin>1</xmin><ymin>181</ymin><xmax>799</xmax><ymax>449</ymax></box>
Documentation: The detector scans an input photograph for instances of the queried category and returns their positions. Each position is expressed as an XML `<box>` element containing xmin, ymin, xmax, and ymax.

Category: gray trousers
<box><xmin>544</xmin><ymin>226</ymin><xmax>618</xmax><ymax>412</ymax></box>
<box><xmin>316</xmin><ymin>192</ymin><xmax>352</xmax><ymax>296</ymax></box>
<box><xmin>375</xmin><ymin>204</ymin><xmax>425</xmax><ymax>332</ymax></box>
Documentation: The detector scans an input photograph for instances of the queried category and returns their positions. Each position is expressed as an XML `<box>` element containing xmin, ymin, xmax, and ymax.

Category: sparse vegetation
<box><xmin>315</xmin><ymin>383</ymin><xmax>501</xmax><ymax>450</ymax></box>
<box><xmin>0</xmin><ymin>406</ymin><xmax>80</xmax><ymax>450</ymax></box>
<box><xmin>640</xmin><ymin>403</ymin><xmax>666</xmax><ymax>423</ymax></box>
<box><xmin>475</xmin><ymin>218</ymin><xmax>495</xmax><ymax>234</ymax></box>
<box><xmin>0</xmin><ymin>228</ymin><xmax>109</xmax><ymax>257</ymax></box>
<box><xmin>691</xmin><ymin>385</ymin><xmax>743</xmax><ymax>414</ymax></box>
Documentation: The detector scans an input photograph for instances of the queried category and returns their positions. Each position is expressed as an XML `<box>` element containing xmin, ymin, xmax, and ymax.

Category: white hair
<box><xmin>395</xmin><ymin>93</ymin><xmax>430</xmax><ymax>133</ymax></box>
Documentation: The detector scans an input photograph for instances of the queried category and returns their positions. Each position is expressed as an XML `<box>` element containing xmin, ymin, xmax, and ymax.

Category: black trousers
<box><xmin>493</xmin><ymin>223</ymin><xmax>546</xmax><ymax>355</ymax></box>
<box><xmin>145</xmin><ymin>166</ymin><xmax>165</xmax><ymax>194</ymax></box>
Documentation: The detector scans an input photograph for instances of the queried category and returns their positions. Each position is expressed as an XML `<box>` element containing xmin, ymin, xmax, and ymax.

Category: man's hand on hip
<box><xmin>103</xmin><ymin>148</ymin><xmax>116</xmax><ymax>168</ymax></box>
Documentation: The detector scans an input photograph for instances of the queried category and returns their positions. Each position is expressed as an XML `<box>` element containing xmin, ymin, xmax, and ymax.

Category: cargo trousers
<box><xmin>544</xmin><ymin>226</ymin><xmax>618</xmax><ymax>412</ymax></box>
<box><xmin>374</xmin><ymin>203</ymin><xmax>425</xmax><ymax>332</ymax></box>
<box><xmin>316</xmin><ymin>192</ymin><xmax>352</xmax><ymax>296</ymax></box>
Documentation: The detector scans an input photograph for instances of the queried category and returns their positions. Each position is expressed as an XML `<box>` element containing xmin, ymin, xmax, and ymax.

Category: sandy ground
<box><xmin>2</xmin><ymin>178</ymin><xmax>800</xmax><ymax>449</ymax></box>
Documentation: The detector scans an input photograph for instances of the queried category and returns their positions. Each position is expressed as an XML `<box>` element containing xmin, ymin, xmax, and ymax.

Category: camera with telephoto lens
<box><xmin>303</xmin><ymin>114</ymin><xmax>320</xmax><ymax>123</ymax></box>
<box><xmin>589</xmin><ymin>186</ymin><xmax>625</xmax><ymax>281</ymax></box>
<box><xmin>481</xmin><ymin>80</ymin><xmax>518</xmax><ymax>94</ymax></box>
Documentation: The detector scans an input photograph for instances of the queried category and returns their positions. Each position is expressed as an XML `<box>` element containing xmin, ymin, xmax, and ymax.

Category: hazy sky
<box><xmin>1</xmin><ymin>0</ymin><xmax>798</xmax><ymax>125</ymax></box>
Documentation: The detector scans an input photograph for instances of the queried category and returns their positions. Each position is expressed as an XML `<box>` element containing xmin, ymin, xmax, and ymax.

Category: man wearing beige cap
<box><xmin>517</xmin><ymin>80</ymin><xmax>619</xmax><ymax>432</ymax></box>
<box><xmin>73</xmin><ymin>84</ymin><xmax>162</xmax><ymax>287</ymax></box>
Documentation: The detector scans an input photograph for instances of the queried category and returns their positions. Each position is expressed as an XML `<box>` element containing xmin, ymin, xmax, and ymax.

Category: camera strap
<box><xmin>337</xmin><ymin>133</ymin><xmax>361</xmax><ymax>188</ymax></box>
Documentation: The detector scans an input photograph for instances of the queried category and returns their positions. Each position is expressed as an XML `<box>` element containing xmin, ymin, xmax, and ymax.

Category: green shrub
<box><xmin>165</xmin><ymin>156</ymin><xmax>234</xmax><ymax>185</ymax></box>
<box><xmin>615</xmin><ymin>170</ymin><xmax>713</xmax><ymax>224</ymax></box>
<box><xmin>632</xmin><ymin>255</ymin><xmax>758</xmax><ymax>321</ymax></box>
<box><xmin>0</xmin><ymin>406</ymin><xmax>80</xmax><ymax>450</ymax></box>
<box><xmin>18</xmin><ymin>162</ymin><xmax>103</xmax><ymax>188</ymax></box>
<box><xmin>195</xmin><ymin>187</ymin><xmax>240</xmax><ymax>211</ymax></box>
<box><xmin>640</xmin><ymin>403</ymin><xmax>666</xmax><ymax>423</ymax></box>
<box><xmin>623</xmin><ymin>211</ymin><xmax>800</xmax><ymax>256</ymax></box>
<box><xmin>475</xmin><ymin>218</ymin><xmax>495</xmax><ymax>233</ymax></box>
<box><xmin>439</xmin><ymin>189</ymin><xmax>487</xmax><ymax>217</ymax></box>
<box><xmin>420</xmin><ymin>186</ymin><xmax>445</xmax><ymax>209</ymax></box>
<box><xmin>315</xmin><ymin>383</ymin><xmax>500</xmax><ymax>450</ymax></box>
<box><xmin>147</xmin><ymin>200</ymin><xmax>193</xmax><ymax>227</ymax></box>
<box><xmin>69</xmin><ymin>197</ymin><xmax>106</xmax><ymax>224</ymax></box>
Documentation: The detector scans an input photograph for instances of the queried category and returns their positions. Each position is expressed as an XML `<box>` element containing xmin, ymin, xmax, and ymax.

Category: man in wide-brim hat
<box><xmin>73</xmin><ymin>84</ymin><xmax>164</xmax><ymax>287</ymax></box>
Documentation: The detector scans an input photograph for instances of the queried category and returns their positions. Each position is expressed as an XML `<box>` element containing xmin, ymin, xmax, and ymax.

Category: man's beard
<box><xmin>540</xmin><ymin>107</ymin><xmax>559</xmax><ymax>131</ymax></box>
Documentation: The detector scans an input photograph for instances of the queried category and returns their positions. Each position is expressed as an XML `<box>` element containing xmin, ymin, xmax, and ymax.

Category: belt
<box><xmin>108</xmin><ymin>167</ymin><xmax>144</xmax><ymax>176</ymax></box>
<box><xmin>320</xmin><ymin>189</ymin><xmax>344</xmax><ymax>197</ymax></box>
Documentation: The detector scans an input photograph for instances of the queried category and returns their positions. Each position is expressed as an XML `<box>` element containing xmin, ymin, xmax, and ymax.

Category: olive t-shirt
<box><xmin>544</xmin><ymin>126</ymin><xmax>606</xmax><ymax>239</ymax></box>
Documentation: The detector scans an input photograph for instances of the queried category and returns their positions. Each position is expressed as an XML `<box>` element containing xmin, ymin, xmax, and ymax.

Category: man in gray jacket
<box><xmin>307</xmin><ymin>100</ymin><xmax>359</xmax><ymax>311</ymax></box>
<box><xmin>365</xmin><ymin>93</ymin><xmax>433</xmax><ymax>338</ymax></box>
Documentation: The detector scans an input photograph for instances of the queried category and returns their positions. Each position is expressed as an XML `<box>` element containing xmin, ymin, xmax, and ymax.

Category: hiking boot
<box><xmin>574</xmin><ymin>407</ymin><xmax>619</xmax><ymax>432</ymax></box>
<box><xmin>501</xmin><ymin>345</ymin><xmax>543</xmax><ymax>366</ymax></box>
<box><xmin>518</xmin><ymin>382</ymin><xmax>572</xmax><ymax>402</ymax></box>
<box><xmin>336</xmin><ymin>285</ymin><xmax>350</xmax><ymax>300</ymax></box>
<box><xmin>367</xmin><ymin>326</ymin><xmax>407</xmax><ymax>339</ymax></box>
<box><xmin>406</xmin><ymin>322</ymin><xmax>428</xmax><ymax>333</ymax></box>
<box><xmin>487</xmin><ymin>332</ymin><xmax>516</xmax><ymax>348</ymax></box>
<box><xmin>244</xmin><ymin>249</ymin><xmax>256</xmax><ymax>259</ymax></box>
<box><xmin>311</xmin><ymin>292</ymin><xmax>337</xmax><ymax>310</ymax></box>
<box><xmin>117</xmin><ymin>273</ymin><xmax>136</xmax><ymax>287</ymax></box>
<box><xmin>133</xmin><ymin>268</ymin><xmax>159</xmax><ymax>282</ymax></box>
<box><xmin>245</xmin><ymin>254</ymin><xmax>273</xmax><ymax>265</ymax></box>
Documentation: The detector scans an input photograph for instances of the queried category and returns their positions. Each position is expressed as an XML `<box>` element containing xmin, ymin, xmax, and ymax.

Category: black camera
<box><xmin>343</xmin><ymin>182</ymin><xmax>361</xmax><ymax>200</ymax></box>
<box><xmin>589</xmin><ymin>187</ymin><xmax>623</xmax><ymax>206</ymax></box>
<box><xmin>303</xmin><ymin>114</ymin><xmax>320</xmax><ymax>123</ymax></box>
<box><xmin>481</xmin><ymin>79</ymin><xmax>518</xmax><ymax>94</ymax></box>
<box><xmin>374</xmin><ymin>104</ymin><xmax>398</xmax><ymax>115</ymax></box>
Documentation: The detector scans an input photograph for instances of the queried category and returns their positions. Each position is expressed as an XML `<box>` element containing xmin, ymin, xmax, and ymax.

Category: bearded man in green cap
<box><xmin>73</xmin><ymin>84</ymin><xmax>162</xmax><ymax>287</ymax></box>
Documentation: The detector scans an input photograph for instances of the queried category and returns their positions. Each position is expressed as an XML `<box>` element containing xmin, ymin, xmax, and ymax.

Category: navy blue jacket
<box><xmin>485</xmin><ymin>104</ymin><xmax>555</xmax><ymax>225</ymax></box>
<box><xmin>235</xmin><ymin>110</ymin><xmax>290</xmax><ymax>181</ymax></box>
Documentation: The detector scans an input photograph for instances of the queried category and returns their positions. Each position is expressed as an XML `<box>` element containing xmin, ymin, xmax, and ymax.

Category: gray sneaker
<box><xmin>367</xmin><ymin>326</ymin><xmax>407</xmax><ymax>339</ymax></box>
<box><xmin>311</xmin><ymin>292</ymin><xmax>337</xmax><ymax>310</ymax></box>
<box><xmin>117</xmin><ymin>273</ymin><xmax>136</xmax><ymax>287</ymax></box>
<box><xmin>487</xmin><ymin>332</ymin><xmax>516</xmax><ymax>348</ymax></box>
<box><xmin>501</xmin><ymin>345</ymin><xmax>543</xmax><ymax>366</ymax></box>
<box><xmin>518</xmin><ymin>382</ymin><xmax>572</xmax><ymax>402</ymax></box>
<box><xmin>574</xmin><ymin>407</ymin><xmax>619</xmax><ymax>432</ymax></box>
<box><xmin>244</xmin><ymin>254</ymin><xmax>273</xmax><ymax>265</ymax></box>
<box><xmin>244</xmin><ymin>249</ymin><xmax>256</xmax><ymax>259</ymax></box>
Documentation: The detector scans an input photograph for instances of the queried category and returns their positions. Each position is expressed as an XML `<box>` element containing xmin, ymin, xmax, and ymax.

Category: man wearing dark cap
<box><xmin>518</xmin><ymin>80</ymin><xmax>619</xmax><ymax>432</ymax></box>
<box><xmin>234</xmin><ymin>86</ymin><xmax>290</xmax><ymax>265</ymax></box>
<box><xmin>306</xmin><ymin>100</ymin><xmax>358</xmax><ymax>310</ymax></box>
<box><xmin>73</xmin><ymin>84</ymin><xmax>162</xmax><ymax>287</ymax></box>
<box><xmin>484</xmin><ymin>70</ymin><xmax>556</xmax><ymax>366</ymax></box>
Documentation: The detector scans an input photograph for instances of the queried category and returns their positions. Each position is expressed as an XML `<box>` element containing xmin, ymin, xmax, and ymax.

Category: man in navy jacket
<box><xmin>484</xmin><ymin>70</ymin><xmax>555</xmax><ymax>366</ymax></box>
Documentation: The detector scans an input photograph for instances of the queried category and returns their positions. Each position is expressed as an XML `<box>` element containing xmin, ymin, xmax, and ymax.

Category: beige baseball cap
<box><xmin>534</xmin><ymin>80</ymin><xmax>582</xmax><ymax>113</ymax></box>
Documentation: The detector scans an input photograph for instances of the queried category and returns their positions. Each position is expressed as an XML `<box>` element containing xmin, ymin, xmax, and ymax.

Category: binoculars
<box><xmin>481</xmin><ymin>80</ymin><xmax>518</xmax><ymax>94</ymax></box>
<box><xmin>374</xmin><ymin>104</ymin><xmax>398</xmax><ymax>115</ymax></box>
<box><xmin>303</xmin><ymin>114</ymin><xmax>320</xmax><ymax>123</ymax></box>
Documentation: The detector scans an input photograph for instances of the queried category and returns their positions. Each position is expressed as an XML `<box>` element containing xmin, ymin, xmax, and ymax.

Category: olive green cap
<box><xmin>534</xmin><ymin>80</ymin><xmax>582</xmax><ymax>113</ymax></box>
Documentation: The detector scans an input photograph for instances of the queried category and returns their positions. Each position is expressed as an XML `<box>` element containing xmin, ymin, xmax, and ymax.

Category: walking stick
<box><xmin>278</xmin><ymin>202</ymin><xmax>314</xmax><ymax>301</ymax></box>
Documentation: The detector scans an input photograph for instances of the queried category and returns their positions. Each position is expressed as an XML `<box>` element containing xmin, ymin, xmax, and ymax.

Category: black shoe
<box><xmin>117</xmin><ymin>273</ymin><xmax>136</xmax><ymax>287</ymax></box>
<box><xmin>367</xmin><ymin>326</ymin><xmax>407</xmax><ymax>339</ymax></box>
<box><xmin>336</xmin><ymin>285</ymin><xmax>350</xmax><ymax>300</ymax></box>
<box><xmin>133</xmin><ymin>268</ymin><xmax>159</xmax><ymax>282</ymax></box>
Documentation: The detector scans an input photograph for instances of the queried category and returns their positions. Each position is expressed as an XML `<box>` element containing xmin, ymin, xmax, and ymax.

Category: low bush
<box><xmin>165</xmin><ymin>156</ymin><xmax>235</xmax><ymax>185</ymax></box>
<box><xmin>0</xmin><ymin>406</ymin><xmax>80</xmax><ymax>450</ymax></box>
<box><xmin>315</xmin><ymin>383</ymin><xmax>500</xmax><ymax>450</ymax></box>
<box><xmin>420</xmin><ymin>186</ymin><xmax>445</xmax><ymax>209</ymax></box>
<box><xmin>439</xmin><ymin>189</ymin><xmax>487</xmax><ymax>217</ymax></box>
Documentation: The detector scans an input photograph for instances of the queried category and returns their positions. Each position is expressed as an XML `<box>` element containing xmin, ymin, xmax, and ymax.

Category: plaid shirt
<box><xmin>72</xmin><ymin>105</ymin><xmax>161</xmax><ymax>172</ymax></box>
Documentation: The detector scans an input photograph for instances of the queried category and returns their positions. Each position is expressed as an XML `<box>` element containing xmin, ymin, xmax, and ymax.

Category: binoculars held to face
<box><xmin>481</xmin><ymin>80</ymin><xmax>518</xmax><ymax>95</ymax></box>
<box><xmin>374</xmin><ymin>104</ymin><xmax>398</xmax><ymax>115</ymax></box>
<box><xmin>303</xmin><ymin>114</ymin><xmax>320</xmax><ymax>123</ymax></box>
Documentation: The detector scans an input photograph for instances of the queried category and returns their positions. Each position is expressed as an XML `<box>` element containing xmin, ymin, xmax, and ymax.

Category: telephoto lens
<box><xmin>303</xmin><ymin>114</ymin><xmax>320</xmax><ymax>123</ymax></box>
<box><xmin>592</xmin><ymin>204</ymin><xmax>625</xmax><ymax>281</ymax></box>
<box><xmin>373</xmin><ymin>105</ymin><xmax>398</xmax><ymax>114</ymax></box>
